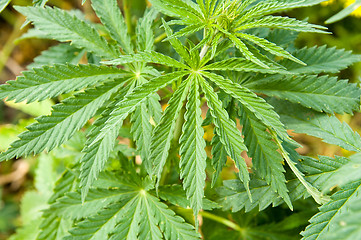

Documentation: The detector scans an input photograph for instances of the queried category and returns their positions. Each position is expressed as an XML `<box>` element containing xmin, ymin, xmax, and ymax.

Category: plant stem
<box><xmin>155</xmin><ymin>33</ymin><xmax>167</xmax><ymax>43</ymax></box>
<box><xmin>123</xmin><ymin>0</ymin><xmax>133</xmax><ymax>35</ymax></box>
<box><xmin>200</xmin><ymin>211</ymin><xmax>244</xmax><ymax>233</ymax></box>
<box><xmin>199</xmin><ymin>45</ymin><xmax>209</xmax><ymax>60</ymax></box>
<box><xmin>272</xmin><ymin>132</ymin><xmax>330</xmax><ymax>205</ymax></box>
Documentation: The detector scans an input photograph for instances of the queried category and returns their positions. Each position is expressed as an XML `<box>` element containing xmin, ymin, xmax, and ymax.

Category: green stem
<box><xmin>123</xmin><ymin>0</ymin><xmax>133</xmax><ymax>35</ymax></box>
<box><xmin>200</xmin><ymin>211</ymin><xmax>244</xmax><ymax>233</ymax></box>
<box><xmin>271</xmin><ymin>131</ymin><xmax>330</xmax><ymax>205</ymax></box>
<box><xmin>155</xmin><ymin>32</ymin><xmax>167</xmax><ymax>43</ymax></box>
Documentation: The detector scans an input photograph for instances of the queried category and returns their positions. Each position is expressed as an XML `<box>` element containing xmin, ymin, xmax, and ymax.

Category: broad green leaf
<box><xmin>238</xmin><ymin>105</ymin><xmax>292</xmax><ymax>209</ymax></box>
<box><xmin>5</xmin><ymin>99</ymin><xmax>53</xmax><ymax>117</ymax></box>
<box><xmin>103</xmin><ymin>51</ymin><xmax>188</xmax><ymax>69</ymax></box>
<box><xmin>15</xmin><ymin>6</ymin><xmax>120</xmax><ymax>59</ymax></box>
<box><xmin>91</xmin><ymin>0</ymin><xmax>133</xmax><ymax>54</ymax></box>
<box><xmin>0</xmin><ymin>64</ymin><xmax>126</xmax><ymax>103</ymax></box>
<box><xmin>280</xmin><ymin>45</ymin><xmax>361</xmax><ymax>74</ymax></box>
<box><xmin>202</xmin><ymin>72</ymin><xmax>288</xmax><ymax>140</ymax></box>
<box><xmin>301</xmin><ymin>180</ymin><xmax>361</xmax><ymax>240</ymax></box>
<box><xmin>27</xmin><ymin>44</ymin><xmax>84</xmax><ymax>69</ymax></box>
<box><xmin>150</xmin><ymin>77</ymin><xmax>192</xmax><ymax>182</ymax></box>
<box><xmin>200</xmin><ymin>77</ymin><xmax>250</xmax><ymax>196</ymax></box>
<box><xmin>247</xmin><ymin>75</ymin><xmax>361</xmax><ymax>114</ymax></box>
<box><xmin>273</xmin><ymin>100</ymin><xmax>361</xmax><ymax>152</ymax></box>
<box><xmin>218</xmin><ymin>155</ymin><xmax>350</xmax><ymax>212</ymax></box>
<box><xmin>0</xmin><ymin>79</ymin><xmax>125</xmax><ymax>162</ymax></box>
<box><xmin>179</xmin><ymin>75</ymin><xmax>207</xmax><ymax>222</ymax></box>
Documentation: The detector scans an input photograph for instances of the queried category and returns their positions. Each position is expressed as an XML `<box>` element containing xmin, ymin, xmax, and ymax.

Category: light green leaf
<box><xmin>200</xmin><ymin>77</ymin><xmax>250</xmax><ymax>196</ymax></box>
<box><xmin>150</xmin><ymin>77</ymin><xmax>192</xmax><ymax>182</ymax></box>
<box><xmin>280</xmin><ymin>45</ymin><xmax>361</xmax><ymax>74</ymax></box>
<box><xmin>131</xmin><ymin>102</ymin><xmax>152</xmax><ymax>164</ymax></box>
<box><xmin>0</xmin><ymin>79</ymin><xmax>125</xmax><ymax>162</ymax></box>
<box><xmin>202</xmin><ymin>71</ymin><xmax>288</xmax><ymax>141</ymax></box>
<box><xmin>274</xmin><ymin>100</ymin><xmax>361</xmax><ymax>152</ymax></box>
<box><xmin>136</xmin><ymin>8</ymin><xmax>158</xmax><ymax>52</ymax></box>
<box><xmin>203</xmin><ymin>57</ymin><xmax>282</xmax><ymax>74</ymax></box>
<box><xmin>218</xmin><ymin>155</ymin><xmax>350</xmax><ymax>212</ymax></box>
<box><xmin>238</xmin><ymin>104</ymin><xmax>292</xmax><ymax>209</ymax></box>
<box><xmin>247</xmin><ymin>75</ymin><xmax>361</xmax><ymax>114</ymax></box>
<box><xmin>103</xmin><ymin>51</ymin><xmax>188</xmax><ymax>69</ymax></box>
<box><xmin>0</xmin><ymin>64</ymin><xmax>126</xmax><ymax>103</ymax></box>
<box><xmin>236</xmin><ymin>32</ymin><xmax>305</xmax><ymax>65</ymax></box>
<box><xmin>15</xmin><ymin>6</ymin><xmax>120</xmax><ymax>59</ymax></box>
<box><xmin>301</xmin><ymin>180</ymin><xmax>361</xmax><ymax>240</ymax></box>
<box><xmin>179</xmin><ymin>75</ymin><xmax>207</xmax><ymax>223</ymax></box>
<box><xmin>27</xmin><ymin>44</ymin><xmax>84</xmax><ymax>69</ymax></box>
<box><xmin>149</xmin><ymin>0</ymin><xmax>203</xmax><ymax>21</ymax></box>
<box><xmin>236</xmin><ymin>16</ymin><xmax>328</xmax><ymax>33</ymax></box>
<box><xmin>91</xmin><ymin>0</ymin><xmax>133</xmax><ymax>54</ymax></box>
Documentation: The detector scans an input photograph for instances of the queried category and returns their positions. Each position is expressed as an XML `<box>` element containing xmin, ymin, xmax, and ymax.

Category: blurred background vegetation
<box><xmin>0</xmin><ymin>0</ymin><xmax>360</xmax><ymax>239</ymax></box>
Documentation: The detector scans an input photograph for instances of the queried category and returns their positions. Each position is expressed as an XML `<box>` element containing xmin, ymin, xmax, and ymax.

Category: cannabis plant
<box><xmin>1</xmin><ymin>0</ymin><xmax>361</xmax><ymax>239</ymax></box>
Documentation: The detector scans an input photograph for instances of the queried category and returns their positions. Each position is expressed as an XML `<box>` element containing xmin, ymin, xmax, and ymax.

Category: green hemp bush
<box><xmin>1</xmin><ymin>0</ymin><xmax>361</xmax><ymax>239</ymax></box>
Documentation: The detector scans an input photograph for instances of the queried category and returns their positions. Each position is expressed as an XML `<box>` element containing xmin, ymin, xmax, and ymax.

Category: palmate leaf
<box><xmin>104</xmin><ymin>51</ymin><xmax>188</xmax><ymax>69</ymax></box>
<box><xmin>150</xmin><ymin>77</ymin><xmax>192</xmax><ymax>182</ymax></box>
<box><xmin>80</xmin><ymin>72</ymin><xmax>187</xmax><ymax>200</ymax></box>
<box><xmin>246</xmin><ymin>75</ymin><xmax>361</xmax><ymax>114</ymax></box>
<box><xmin>27</xmin><ymin>44</ymin><xmax>84</xmax><ymax>69</ymax></box>
<box><xmin>91</xmin><ymin>0</ymin><xmax>133</xmax><ymax>54</ymax></box>
<box><xmin>0</xmin><ymin>79</ymin><xmax>126</xmax><ymax>162</ymax></box>
<box><xmin>64</xmin><ymin>178</ymin><xmax>199</xmax><ymax>240</ymax></box>
<box><xmin>92</xmin><ymin>71</ymin><xmax>188</xmax><ymax>144</ymax></box>
<box><xmin>202</xmin><ymin>71</ymin><xmax>288</xmax><ymax>141</ymax></box>
<box><xmin>179</xmin><ymin>75</ymin><xmax>207</xmax><ymax>223</ymax></box>
<box><xmin>199</xmin><ymin>77</ymin><xmax>250</xmax><ymax>196</ymax></box>
<box><xmin>0</xmin><ymin>0</ymin><xmax>11</xmax><ymax>13</ymax></box>
<box><xmin>0</xmin><ymin>64</ymin><xmax>126</xmax><ymax>103</ymax></box>
<box><xmin>238</xmin><ymin>105</ymin><xmax>292</xmax><ymax>209</ymax></box>
<box><xmin>273</xmin><ymin>100</ymin><xmax>361</xmax><ymax>152</ymax></box>
<box><xmin>301</xmin><ymin>180</ymin><xmax>361</xmax><ymax>240</ymax></box>
<box><xmin>218</xmin><ymin>155</ymin><xmax>350</xmax><ymax>213</ymax></box>
<box><xmin>15</xmin><ymin>6</ymin><xmax>120</xmax><ymax>59</ymax></box>
<box><xmin>280</xmin><ymin>45</ymin><xmax>361</xmax><ymax>74</ymax></box>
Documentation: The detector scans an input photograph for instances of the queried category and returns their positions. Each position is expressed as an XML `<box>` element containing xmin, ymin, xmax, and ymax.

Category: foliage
<box><xmin>0</xmin><ymin>0</ymin><xmax>361</xmax><ymax>239</ymax></box>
